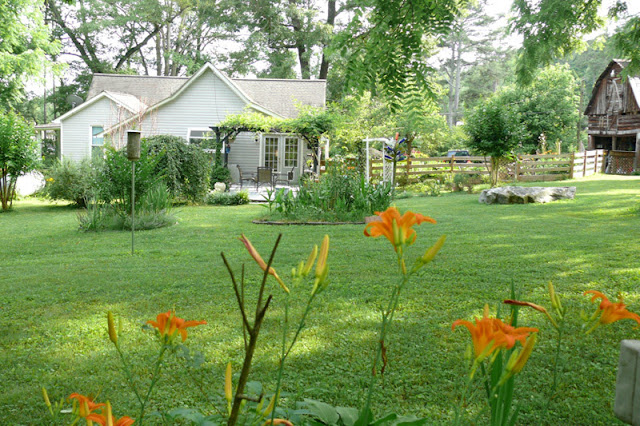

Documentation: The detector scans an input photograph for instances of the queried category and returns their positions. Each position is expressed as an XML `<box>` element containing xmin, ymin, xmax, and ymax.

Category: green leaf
<box><xmin>304</xmin><ymin>399</ymin><xmax>340</xmax><ymax>425</ymax></box>
<box><xmin>336</xmin><ymin>406</ymin><xmax>359</xmax><ymax>426</ymax></box>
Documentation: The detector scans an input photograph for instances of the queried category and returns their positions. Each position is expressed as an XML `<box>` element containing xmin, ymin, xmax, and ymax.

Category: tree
<box><xmin>511</xmin><ymin>0</ymin><xmax>640</xmax><ymax>83</ymax></box>
<box><xmin>335</xmin><ymin>0</ymin><xmax>466</xmax><ymax>110</ymax></box>
<box><xmin>226</xmin><ymin>0</ymin><xmax>340</xmax><ymax>80</ymax></box>
<box><xmin>438</xmin><ymin>2</ymin><xmax>500</xmax><ymax>127</ymax></box>
<box><xmin>0</xmin><ymin>0</ymin><xmax>61</xmax><ymax>108</ymax></box>
<box><xmin>0</xmin><ymin>110</ymin><xmax>39</xmax><ymax>210</ymax></box>
<box><xmin>465</xmin><ymin>95</ymin><xmax>523</xmax><ymax>186</ymax></box>
<box><xmin>502</xmin><ymin>65</ymin><xmax>581</xmax><ymax>153</ymax></box>
<box><xmin>46</xmin><ymin>0</ymin><xmax>234</xmax><ymax>76</ymax></box>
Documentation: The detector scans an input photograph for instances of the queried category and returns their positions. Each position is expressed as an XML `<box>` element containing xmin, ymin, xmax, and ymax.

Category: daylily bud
<box><xmin>225</xmin><ymin>362</ymin><xmax>233</xmax><ymax>403</ymax></box>
<box><xmin>263</xmin><ymin>392</ymin><xmax>278</xmax><ymax>417</ymax></box>
<box><xmin>314</xmin><ymin>236</ymin><xmax>329</xmax><ymax>281</ymax></box>
<box><xmin>239</xmin><ymin>234</ymin><xmax>290</xmax><ymax>293</ymax></box>
<box><xmin>392</xmin><ymin>219</ymin><xmax>402</xmax><ymax>249</ymax></box>
<box><xmin>510</xmin><ymin>333</ymin><xmax>537</xmax><ymax>374</ymax></box>
<box><xmin>420</xmin><ymin>235</ymin><xmax>446</xmax><ymax>265</ymax></box>
<box><xmin>302</xmin><ymin>244</ymin><xmax>318</xmax><ymax>277</ymax></box>
<box><xmin>548</xmin><ymin>281</ymin><xmax>557</xmax><ymax>309</ymax></box>
<box><xmin>42</xmin><ymin>387</ymin><xmax>51</xmax><ymax>408</ymax></box>
<box><xmin>505</xmin><ymin>347</ymin><xmax>521</xmax><ymax>372</ymax></box>
<box><xmin>107</xmin><ymin>311</ymin><xmax>118</xmax><ymax>344</ymax></box>
<box><xmin>105</xmin><ymin>401</ymin><xmax>114</xmax><ymax>426</ymax></box>
<box><xmin>548</xmin><ymin>281</ymin><xmax>562</xmax><ymax>316</ymax></box>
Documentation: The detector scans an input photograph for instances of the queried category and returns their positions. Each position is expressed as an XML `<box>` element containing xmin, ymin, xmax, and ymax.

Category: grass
<box><xmin>1</xmin><ymin>174</ymin><xmax>639</xmax><ymax>424</ymax></box>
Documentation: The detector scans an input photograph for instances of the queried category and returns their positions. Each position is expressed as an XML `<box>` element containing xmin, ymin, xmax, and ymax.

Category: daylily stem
<box><xmin>138</xmin><ymin>344</ymin><xmax>167</xmax><ymax>424</ymax></box>
<box><xmin>361</xmin><ymin>250</ymin><xmax>413</xmax><ymax>419</ymax></box>
<box><xmin>115</xmin><ymin>344</ymin><xmax>144</xmax><ymax>407</ymax></box>
<box><xmin>539</xmin><ymin>321</ymin><xmax>565</xmax><ymax>425</ymax></box>
<box><xmin>271</xmin><ymin>286</ymin><xmax>317</xmax><ymax>425</ymax></box>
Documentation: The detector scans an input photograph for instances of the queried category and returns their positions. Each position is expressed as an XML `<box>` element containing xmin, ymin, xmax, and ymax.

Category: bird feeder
<box><xmin>127</xmin><ymin>130</ymin><xmax>141</xmax><ymax>161</ymax></box>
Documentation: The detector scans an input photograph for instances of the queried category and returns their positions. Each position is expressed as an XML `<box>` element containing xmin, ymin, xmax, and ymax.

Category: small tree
<box><xmin>0</xmin><ymin>110</ymin><xmax>38</xmax><ymax>210</ymax></box>
<box><xmin>465</xmin><ymin>96</ymin><xmax>522</xmax><ymax>187</ymax></box>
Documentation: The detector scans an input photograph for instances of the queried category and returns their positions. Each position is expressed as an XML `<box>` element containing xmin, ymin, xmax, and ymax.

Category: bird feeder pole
<box><xmin>127</xmin><ymin>130</ymin><xmax>141</xmax><ymax>255</ymax></box>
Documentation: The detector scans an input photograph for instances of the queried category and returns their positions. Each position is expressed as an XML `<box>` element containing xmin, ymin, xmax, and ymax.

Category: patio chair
<box><xmin>256</xmin><ymin>166</ymin><xmax>274</xmax><ymax>190</ymax></box>
<box><xmin>237</xmin><ymin>165</ymin><xmax>256</xmax><ymax>189</ymax></box>
<box><xmin>275</xmin><ymin>167</ymin><xmax>296</xmax><ymax>186</ymax></box>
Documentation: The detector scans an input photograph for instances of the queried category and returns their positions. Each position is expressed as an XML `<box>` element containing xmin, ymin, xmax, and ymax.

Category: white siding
<box><xmin>139</xmin><ymin>69</ymin><xmax>248</xmax><ymax>138</ymax></box>
<box><xmin>228</xmin><ymin>132</ymin><xmax>260</xmax><ymax>173</ymax></box>
<box><xmin>60</xmin><ymin>97</ymin><xmax>131</xmax><ymax>160</ymax></box>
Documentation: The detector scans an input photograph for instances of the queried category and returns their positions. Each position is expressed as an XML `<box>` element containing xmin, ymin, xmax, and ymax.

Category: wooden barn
<box><xmin>585</xmin><ymin>59</ymin><xmax>640</xmax><ymax>174</ymax></box>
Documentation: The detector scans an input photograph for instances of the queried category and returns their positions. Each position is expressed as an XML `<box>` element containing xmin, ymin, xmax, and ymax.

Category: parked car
<box><xmin>447</xmin><ymin>150</ymin><xmax>470</xmax><ymax>163</ymax></box>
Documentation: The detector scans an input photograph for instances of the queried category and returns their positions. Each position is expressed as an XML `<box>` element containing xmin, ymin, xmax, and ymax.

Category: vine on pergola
<box><xmin>212</xmin><ymin>109</ymin><xmax>334</xmax><ymax>167</ymax></box>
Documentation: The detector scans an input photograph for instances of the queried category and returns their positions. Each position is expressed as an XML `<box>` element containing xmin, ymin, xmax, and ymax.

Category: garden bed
<box><xmin>252</xmin><ymin>219</ymin><xmax>364</xmax><ymax>225</ymax></box>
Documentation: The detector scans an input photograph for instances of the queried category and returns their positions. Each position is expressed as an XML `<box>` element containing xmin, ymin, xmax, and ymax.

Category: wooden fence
<box><xmin>369</xmin><ymin>150</ymin><xmax>606</xmax><ymax>182</ymax></box>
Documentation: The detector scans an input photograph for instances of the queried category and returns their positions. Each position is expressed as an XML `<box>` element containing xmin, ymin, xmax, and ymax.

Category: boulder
<box><xmin>479</xmin><ymin>186</ymin><xmax>576</xmax><ymax>204</ymax></box>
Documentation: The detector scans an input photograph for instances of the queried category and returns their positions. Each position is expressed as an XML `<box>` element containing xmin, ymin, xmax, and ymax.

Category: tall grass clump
<box><xmin>263</xmin><ymin>163</ymin><xmax>392</xmax><ymax>222</ymax></box>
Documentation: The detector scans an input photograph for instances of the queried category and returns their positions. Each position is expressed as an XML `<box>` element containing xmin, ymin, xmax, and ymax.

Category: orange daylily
<box><xmin>86</xmin><ymin>401</ymin><xmax>135</xmax><ymax>426</ymax></box>
<box><xmin>239</xmin><ymin>234</ymin><xmax>289</xmax><ymax>293</ymax></box>
<box><xmin>364</xmin><ymin>206</ymin><xmax>436</xmax><ymax>251</ymax></box>
<box><xmin>452</xmin><ymin>305</ymin><xmax>538</xmax><ymax>360</ymax></box>
<box><xmin>585</xmin><ymin>290</ymin><xmax>640</xmax><ymax>330</ymax></box>
<box><xmin>147</xmin><ymin>310</ymin><xmax>207</xmax><ymax>342</ymax></box>
<box><xmin>69</xmin><ymin>393</ymin><xmax>105</xmax><ymax>418</ymax></box>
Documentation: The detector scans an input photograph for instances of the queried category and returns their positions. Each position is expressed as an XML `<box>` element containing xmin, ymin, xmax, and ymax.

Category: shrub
<box><xmin>210</xmin><ymin>164</ymin><xmax>231</xmax><ymax>188</ymax></box>
<box><xmin>205</xmin><ymin>190</ymin><xmax>249</xmax><ymax>206</ymax></box>
<box><xmin>76</xmin><ymin>199</ymin><xmax>114</xmax><ymax>231</ymax></box>
<box><xmin>100</xmin><ymin>142</ymin><xmax>161</xmax><ymax>214</ymax></box>
<box><xmin>45</xmin><ymin>158</ymin><xmax>100</xmax><ymax>206</ymax></box>
<box><xmin>146</xmin><ymin>135</ymin><xmax>210</xmax><ymax>203</ymax></box>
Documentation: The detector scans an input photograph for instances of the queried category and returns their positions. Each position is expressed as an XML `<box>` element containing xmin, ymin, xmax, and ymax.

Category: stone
<box><xmin>214</xmin><ymin>182</ymin><xmax>226</xmax><ymax>193</ymax></box>
<box><xmin>614</xmin><ymin>340</ymin><xmax>640</xmax><ymax>425</ymax></box>
<box><xmin>478</xmin><ymin>186</ymin><xmax>576</xmax><ymax>204</ymax></box>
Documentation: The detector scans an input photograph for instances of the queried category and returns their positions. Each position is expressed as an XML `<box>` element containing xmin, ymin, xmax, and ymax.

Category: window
<box><xmin>91</xmin><ymin>126</ymin><xmax>104</xmax><ymax>159</ymax></box>
<box><xmin>264</xmin><ymin>137</ymin><xmax>278</xmax><ymax>169</ymax></box>
<box><xmin>188</xmin><ymin>129</ymin><xmax>216</xmax><ymax>150</ymax></box>
<box><xmin>284</xmin><ymin>138</ymin><xmax>298</xmax><ymax>168</ymax></box>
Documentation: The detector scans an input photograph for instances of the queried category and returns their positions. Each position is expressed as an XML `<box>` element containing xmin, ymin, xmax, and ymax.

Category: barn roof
<box><xmin>585</xmin><ymin>59</ymin><xmax>640</xmax><ymax>115</ymax></box>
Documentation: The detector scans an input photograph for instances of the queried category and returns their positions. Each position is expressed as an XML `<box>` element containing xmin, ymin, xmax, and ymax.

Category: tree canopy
<box><xmin>512</xmin><ymin>0</ymin><xmax>640</xmax><ymax>83</ymax></box>
<box><xmin>0</xmin><ymin>0</ymin><xmax>61</xmax><ymax>108</ymax></box>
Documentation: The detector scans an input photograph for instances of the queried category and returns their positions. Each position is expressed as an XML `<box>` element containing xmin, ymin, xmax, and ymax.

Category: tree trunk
<box><xmin>318</xmin><ymin>0</ymin><xmax>337</xmax><ymax>80</ymax></box>
<box><xmin>156</xmin><ymin>34</ymin><xmax>163</xmax><ymax>76</ymax></box>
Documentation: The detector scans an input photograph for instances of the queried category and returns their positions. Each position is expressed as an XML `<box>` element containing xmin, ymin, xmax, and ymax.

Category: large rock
<box><xmin>479</xmin><ymin>186</ymin><xmax>576</xmax><ymax>204</ymax></box>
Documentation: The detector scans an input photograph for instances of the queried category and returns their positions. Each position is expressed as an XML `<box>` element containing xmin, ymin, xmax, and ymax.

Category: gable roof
<box><xmin>100</xmin><ymin>63</ymin><xmax>289</xmax><ymax>135</ymax></box>
<box><xmin>85</xmin><ymin>65</ymin><xmax>327</xmax><ymax>119</ymax></box>
<box><xmin>585</xmin><ymin>59</ymin><xmax>640</xmax><ymax>115</ymax></box>
<box><xmin>233</xmin><ymin>78</ymin><xmax>326</xmax><ymax>118</ymax></box>
<box><xmin>87</xmin><ymin>75</ymin><xmax>187</xmax><ymax>105</ymax></box>
<box><xmin>53</xmin><ymin>90</ymin><xmax>147</xmax><ymax>123</ymax></box>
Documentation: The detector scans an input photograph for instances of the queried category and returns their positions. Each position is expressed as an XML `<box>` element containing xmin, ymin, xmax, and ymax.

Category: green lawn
<box><xmin>2</xmin><ymin>175</ymin><xmax>639</xmax><ymax>424</ymax></box>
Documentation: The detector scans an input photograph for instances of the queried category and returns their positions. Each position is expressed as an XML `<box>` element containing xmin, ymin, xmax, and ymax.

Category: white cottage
<box><xmin>36</xmin><ymin>63</ymin><xmax>327</xmax><ymax>183</ymax></box>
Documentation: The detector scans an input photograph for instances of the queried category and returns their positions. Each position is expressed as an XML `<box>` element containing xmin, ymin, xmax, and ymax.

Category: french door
<box><xmin>262</xmin><ymin>135</ymin><xmax>301</xmax><ymax>172</ymax></box>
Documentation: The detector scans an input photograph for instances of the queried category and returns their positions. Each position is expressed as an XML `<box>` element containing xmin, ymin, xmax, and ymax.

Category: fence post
<box><xmin>450</xmin><ymin>156</ymin><xmax>454</xmax><ymax>175</ymax></box>
<box><xmin>514</xmin><ymin>157</ymin><xmax>520</xmax><ymax>182</ymax></box>
<box><xmin>583</xmin><ymin>151</ymin><xmax>587</xmax><ymax>177</ymax></box>
<box><xmin>406</xmin><ymin>156</ymin><xmax>412</xmax><ymax>183</ymax></box>
<box><xmin>569</xmin><ymin>152</ymin><xmax>575</xmax><ymax>178</ymax></box>
<box><xmin>594</xmin><ymin>150</ymin><xmax>599</xmax><ymax>175</ymax></box>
